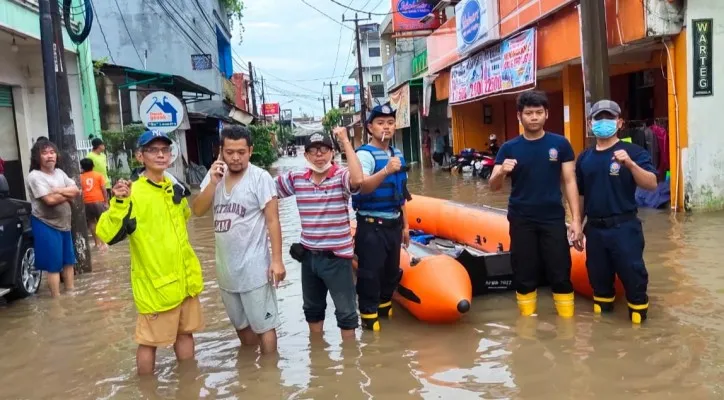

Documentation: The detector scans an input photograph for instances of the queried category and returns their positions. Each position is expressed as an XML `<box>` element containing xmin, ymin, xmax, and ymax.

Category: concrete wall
<box><xmin>89</xmin><ymin>0</ymin><xmax>228</xmax><ymax>102</ymax></box>
<box><xmin>684</xmin><ymin>1</ymin><xmax>724</xmax><ymax>210</ymax></box>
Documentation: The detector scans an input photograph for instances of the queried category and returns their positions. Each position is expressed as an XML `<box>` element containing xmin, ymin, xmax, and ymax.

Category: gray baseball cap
<box><xmin>589</xmin><ymin>100</ymin><xmax>622</xmax><ymax>118</ymax></box>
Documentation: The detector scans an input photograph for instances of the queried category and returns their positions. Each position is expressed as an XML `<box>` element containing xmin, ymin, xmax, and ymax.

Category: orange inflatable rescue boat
<box><xmin>350</xmin><ymin>220</ymin><xmax>473</xmax><ymax>324</ymax></box>
<box><xmin>404</xmin><ymin>195</ymin><xmax>624</xmax><ymax>298</ymax></box>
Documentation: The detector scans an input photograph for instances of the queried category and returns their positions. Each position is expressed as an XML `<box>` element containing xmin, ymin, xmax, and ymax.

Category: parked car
<box><xmin>0</xmin><ymin>174</ymin><xmax>40</xmax><ymax>301</ymax></box>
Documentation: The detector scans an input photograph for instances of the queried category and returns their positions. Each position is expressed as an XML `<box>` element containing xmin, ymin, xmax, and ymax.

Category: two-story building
<box><xmin>0</xmin><ymin>0</ymin><xmax>100</xmax><ymax>199</ymax></box>
<box><xmin>89</xmin><ymin>0</ymin><xmax>252</xmax><ymax>176</ymax></box>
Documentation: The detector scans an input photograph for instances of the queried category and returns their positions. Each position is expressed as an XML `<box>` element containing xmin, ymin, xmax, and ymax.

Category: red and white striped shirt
<box><xmin>276</xmin><ymin>164</ymin><xmax>358</xmax><ymax>258</ymax></box>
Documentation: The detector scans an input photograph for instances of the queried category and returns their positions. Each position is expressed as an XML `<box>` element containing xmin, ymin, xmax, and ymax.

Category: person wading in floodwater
<box><xmin>26</xmin><ymin>139</ymin><xmax>80</xmax><ymax>297</ymax></box>
<box><xmin>277</xmin><ymin>128</ymin><xmax>364</xmax><ymax>340</ymax></box>
<box><xmin>97</xmin><ymin>130</ymin><xmax>205</xmax><ymax>375</ymax></box>
<box><xmin>575</xmin><ymin>100</ymin><xmax>657</xmax><ymax>324</ymax></box>
<box><xmin>192</xmin><ymin>125</ymin><xmax>286</xmax><ymax>354</ymax></box>
<box><xmin>352</xmin><ymin>103</ymin><xmax>412</xmax><ymax>332</ymax></box>
<box><xmin>489</xmin><ymin>90</ymin><xmax>583</xmax><ymax>319</ymax></box>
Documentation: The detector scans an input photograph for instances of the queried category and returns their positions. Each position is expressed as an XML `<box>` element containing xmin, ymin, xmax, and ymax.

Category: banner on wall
<box><xmin>455</xmin><ymin>0</ymin><xmax>500</xmax><ymax>55</ymax></box>
<box><xmin>388</xmin><ymin>83</ymin><xmax>410</xmax><ymax>129</ymax></box>
<box><xmin>449</xmin><ymin>28</ymin><xmax>536</xmax><ymax>104</ymax></box>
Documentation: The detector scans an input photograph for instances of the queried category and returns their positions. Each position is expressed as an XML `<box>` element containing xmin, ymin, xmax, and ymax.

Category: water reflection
<box><xmin>0</xmin><ymin>156</ymin><xmax>723</xmax><ymax>398</ymax></box>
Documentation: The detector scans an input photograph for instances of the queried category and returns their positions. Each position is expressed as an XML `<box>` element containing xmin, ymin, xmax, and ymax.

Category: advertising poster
<box><xmin>455</xmin><ymin>0</ymin><xmax>500</xmax><ymax>55</ymax></box>
<box><xmin>449</xmin><ymin>28</ymin><xmax>536</xmax><ymax>104</ymax></box>
<box><xmin>389</xmin><ymin>83</ymin><xmax>410</xmax><ymax>129</ymax></box>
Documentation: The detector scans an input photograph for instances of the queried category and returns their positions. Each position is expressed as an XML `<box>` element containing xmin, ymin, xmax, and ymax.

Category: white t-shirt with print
<box><xmin>200</xmin><ymin>164</ymin><xmax>277</xmax><ymax>293</ymax></box>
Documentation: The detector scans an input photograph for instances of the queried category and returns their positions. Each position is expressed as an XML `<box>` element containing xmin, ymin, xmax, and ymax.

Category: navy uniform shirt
<box><xmin>494</xmin><ymin>132</ymin><xmax>575</xmax><ymax>222</ymax></box>
<box><xmin>575</xmin><ymin>141</ymin><xmax>656</xmax><ymax>219</ymax></box>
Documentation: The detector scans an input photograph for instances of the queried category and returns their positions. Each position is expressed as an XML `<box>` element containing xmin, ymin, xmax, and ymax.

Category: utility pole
<box><xmin>39</xmin><ymin>0</ymin><xmax>59</xmax><ymax>144</ymax></box>
<box><xmin>260</xmin><ymin>74</ymin><xmax>266</xmax><ymax>124</ymax></box>
<box><xmin>579</xmin><ymin>0</ymin><xmax>610</xmax><ymax>135</ymax></box>
<box><xmin>343</xmin><ymin>12</ymin><xmax>371</xmax><ymax>143</ymax></box>
<box><xmin>248</xmin><ymin>61</ymin><xmax>258</xmax><ymax>116</ymax></box>
<box><xmin>318</xmin><ymin>97</ymin><xmax>327</xmax><ymax>115</ymax></box>
<box><xmin>324</xmin><ymin>82</ymin><xmax>337</xmax><ymax>110</ymax></box>
<box><xmin>48</xmin><ymin>0</ymin><xmax>92</xmax><ymax>272</ymax></box>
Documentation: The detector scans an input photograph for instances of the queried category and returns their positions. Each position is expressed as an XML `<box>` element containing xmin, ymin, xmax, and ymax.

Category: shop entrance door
<box><xmin>409</xmin><ymin>112</ymin><xmax>421</xmax><ymax>163</ymax></box>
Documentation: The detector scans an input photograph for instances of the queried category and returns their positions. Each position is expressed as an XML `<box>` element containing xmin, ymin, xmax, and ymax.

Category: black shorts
<box><xmin>84</xmin><ymin>202</ymin><xmax>107</xmax><ymax>223</ymax></box>
<box><xmin>508</xmin><ymin>216</ymin><xmax>573</xmax><ymax>294</ymax></box>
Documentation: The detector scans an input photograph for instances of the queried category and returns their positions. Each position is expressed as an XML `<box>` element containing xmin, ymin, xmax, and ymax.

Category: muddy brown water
<box><xmin>1</xmin><ymin>155</ymin><xmax>724</xmax><ymax>399</ymax></box>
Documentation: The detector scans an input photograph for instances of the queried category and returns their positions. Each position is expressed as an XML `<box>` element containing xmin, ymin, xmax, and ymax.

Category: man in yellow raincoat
<box><xmin>97</xmin><ymin>130</ymin><xmax>204</xmax><ymax>375</ymax></box>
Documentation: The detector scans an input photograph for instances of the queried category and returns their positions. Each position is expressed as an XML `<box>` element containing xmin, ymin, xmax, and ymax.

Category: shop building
<box><xmin>417</xmin><ymin>0</ymin><xmax>724</xmax><ymax>211</ymax></box>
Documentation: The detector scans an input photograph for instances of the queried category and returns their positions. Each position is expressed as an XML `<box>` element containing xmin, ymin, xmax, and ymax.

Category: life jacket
<box><xmin>352</xmin><ymin>144</ymin><xmax>407</xmax><ymax>213</ymax></box>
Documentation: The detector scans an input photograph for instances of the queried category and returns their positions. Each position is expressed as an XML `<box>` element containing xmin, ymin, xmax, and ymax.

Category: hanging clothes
<box><xmin>651</xmin><ymin>124</ymin><xmax>669</xmax><ymax>178</ymax></box>
<box><xmin>643</xmin><ymin>126</ymin><xmax>660</xmax><ymax>171</ymax></box>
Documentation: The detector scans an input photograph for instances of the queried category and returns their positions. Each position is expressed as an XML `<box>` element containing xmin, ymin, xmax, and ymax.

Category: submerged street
<box><xmin>1</xmin><ymin>154</ymin><xmax>724</xmax><ymax>399</ymax></box>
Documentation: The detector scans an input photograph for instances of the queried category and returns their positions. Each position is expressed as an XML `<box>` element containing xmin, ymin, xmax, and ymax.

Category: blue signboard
<box><xmin>139</xmin><ymin>91</ymin><xmax>185</xmax><ymax>133</ymax></box>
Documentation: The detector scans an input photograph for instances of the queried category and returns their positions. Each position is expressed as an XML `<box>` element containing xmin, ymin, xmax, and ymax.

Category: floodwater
<box><xmin>2</xmin><ymin>154</ymin><xmax>724</xmax><ymax>399</ymax></box>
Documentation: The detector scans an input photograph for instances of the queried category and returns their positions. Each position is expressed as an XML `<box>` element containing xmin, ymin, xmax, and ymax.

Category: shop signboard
<box><xmin>342</xmin><ymin>85</ymin><xmax>359</xmax><ymax>94</ymax></box>
<box><xmin>139</xmin><ymin>91</ymin><xmax>185</xmax><ymax>133</ymax></box>
<box><xmin>449</xmin><ymin>28</ymin><xmax>536</xmax><ymax>104</ymax></box>
<box><xmin>389</xmin><ymin>84</ymin><xmax>411</xmax><ymax>129</ymax></box>
<box><xmin>411</xmin><ymin>49</ymin><xmax>428</xmax><ymax>78</ymax></box>
<box><xmin>692</xmin><ymin>18</ymin><xmax>713</xmax><ymax>97</ymax></box>
<box><xmin>262</xmin><ymin>103</ymin><xmax>280</xmax><ymax>115</ymax></box>
<box><xmin>385</xmin><ymin>61</ymin><xmax>396</xmax><ymax>90</ymax></box>
<box><xmin>455</xmin><ymin>0</ymin><xmax>500</xmax><ymax>55</ymax></box>
<box><xmin>391</xmin><ymin>0</ymin><xmax>441</xmax><ymax>36</ymax></box>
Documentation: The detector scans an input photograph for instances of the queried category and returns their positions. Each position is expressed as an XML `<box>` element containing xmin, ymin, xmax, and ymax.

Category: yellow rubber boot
<box><xmin>516</xmin><ymin>291</ymin><xmax>537</xmax><ymax>316</ymax></box>
<box><xmin>553</xmin><ymin>292</ymin><xmax>575</xmax><ymax>318</ymax></box>
<box><xmin>360</xmin><ymin>313</ymin><xmax>381</xmax><ymax>331</ymax></box>
<box><xmin>378</xmin><ymin>301</ymin><xmax>393</xmax><ymax>318</ymax></box>
<box><xmin>593</xmin><ymin>296</ymin><xmax>615</xmax><ymax>314</ymax></box>
<box><xmin>628</xmin><ymin>303</ymin><xmax>649</xmax><ymax>324</ymax></box>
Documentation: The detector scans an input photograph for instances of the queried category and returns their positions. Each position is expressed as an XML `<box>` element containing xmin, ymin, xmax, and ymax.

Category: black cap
<box><xmin>366</xmin><ymin>103</ymin><xmax>396</xmax><ymax>125</ymax></box>
<box><xmin>305</xmin><ymin>132</ymin><xmax>334</xmax><ymax>151</ymax></box>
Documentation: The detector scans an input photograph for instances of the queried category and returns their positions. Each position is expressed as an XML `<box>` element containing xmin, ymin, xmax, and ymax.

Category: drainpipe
<box><xmin>118</xmin><ymin>87</ymin><xmax>124</xmax><ymax>132</ymax></box>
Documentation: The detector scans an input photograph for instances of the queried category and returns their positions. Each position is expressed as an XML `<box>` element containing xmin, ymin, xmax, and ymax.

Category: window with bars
<box><xmin>191</xmin><ymin>54</ymin><xmax>212</xmax><ymax>70</ymax></box>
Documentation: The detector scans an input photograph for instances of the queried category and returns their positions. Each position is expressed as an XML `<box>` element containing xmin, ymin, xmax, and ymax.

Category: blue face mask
<box><xmin>591</xmin><ymin>119</ymin><xmax>618</xmax><ymax>138</ymax></box>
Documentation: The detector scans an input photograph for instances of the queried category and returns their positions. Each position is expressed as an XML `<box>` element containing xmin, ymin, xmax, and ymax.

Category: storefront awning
<box><xmin>188</xmin><ymin>100</ymin><xmax>255</xmax><ymax>125</ymax></box>
<box><xmin>102</xmin><ymin>64</ymin><xmax>216</xmax><ymax>100</ymax></box>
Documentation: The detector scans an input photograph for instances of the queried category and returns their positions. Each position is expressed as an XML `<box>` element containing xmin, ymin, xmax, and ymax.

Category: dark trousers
<box><xmin>354</xmin><ymin>216</ymin><xmax>403</xmax><ymax>315</ymax></box>
<box><xmin>508</xmin><ymin>216</ymin><xmax>573</xmax><ymax>294</ymax></box>
<box><xmin>584</xmin><ymin>216</ymin><xmax>648</xmax><ymax>306</ymax></box>
<box><xmin>301</xmin><ymin>251</ymin><xmax>359</xmax><ymax>330</ymax></box>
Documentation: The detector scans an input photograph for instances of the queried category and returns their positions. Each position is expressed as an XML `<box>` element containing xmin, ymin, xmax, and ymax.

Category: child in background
<box><xmin>80</xmin><ymin>158</ymin><xmax>108</xmax><ymax>251</ymax></box>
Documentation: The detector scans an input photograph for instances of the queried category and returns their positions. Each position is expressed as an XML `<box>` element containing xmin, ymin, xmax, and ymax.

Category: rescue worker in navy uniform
<box><xmin>575</xmin><ymin>100</ymin><xmax>658</xmax><ymax>324</ymax></box>
<box><xmin>352</xmin><ymin>104</ymin><xmax>411</xmax><ymax>331</ymax></box>
<box><xmin>489</xmin><ymin>90</ymin><xmax>583</xmax><ymax>318</ymax></box>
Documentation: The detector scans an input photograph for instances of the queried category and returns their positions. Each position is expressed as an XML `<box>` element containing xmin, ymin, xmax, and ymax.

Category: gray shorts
<box><xmin>219</xmin><ymin>283</ymin><xmax>280</xmax><ymax>334</ymax></box>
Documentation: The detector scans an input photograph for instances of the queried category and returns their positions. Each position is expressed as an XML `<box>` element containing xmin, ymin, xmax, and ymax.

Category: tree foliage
<box><xmin>322</xmin><ymin>108</ymin><xmax>343</xmax><ymax>133</ymax></box>
<box><xmin>221</xmin><ymin>0</ymin><xmax>245</xmax><ymax>41</ymax></box>
<box><xmin>250</xmin><ymin>124</ymin><xmax>278</xmax><ymax>169</ymax></box>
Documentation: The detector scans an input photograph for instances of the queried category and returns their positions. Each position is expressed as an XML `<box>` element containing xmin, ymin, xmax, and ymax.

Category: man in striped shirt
<box><xmin>276</xmin><ymin>128</ymin><xmax>364</xmax><ymax>339</ymax></box>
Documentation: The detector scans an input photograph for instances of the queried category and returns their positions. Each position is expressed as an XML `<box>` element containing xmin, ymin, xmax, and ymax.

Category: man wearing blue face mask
<box><xmin>575</xmin><ymin>100</ymin><xmax>658</xmax><ymax>324</ymax></box>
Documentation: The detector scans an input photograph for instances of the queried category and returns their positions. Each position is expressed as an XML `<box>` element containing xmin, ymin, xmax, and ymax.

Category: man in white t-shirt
<box><xmin>192</xmin><ymin>125</ymin><xmax>286</xmax><ymax>354</ymax></box>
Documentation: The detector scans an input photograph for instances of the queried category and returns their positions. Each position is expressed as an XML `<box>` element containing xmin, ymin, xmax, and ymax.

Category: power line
<box><xmin>88</xmin><ymin>0</ymin><xmax>116</xmax><ymax>64</ymax></box>
<box><xmin>299</xmin><ymin>0</ymin><xmax>354</xmax><ymax>31</ymax></box>
<box><xmin>328</xmin><ymin>0</ymin><xmax>393</xmax><ymax>15</ymax></box>
<box><xmin>112</xmin><ymin>0</ymin><xmax>144</xmax><ymax>66</ymax></box>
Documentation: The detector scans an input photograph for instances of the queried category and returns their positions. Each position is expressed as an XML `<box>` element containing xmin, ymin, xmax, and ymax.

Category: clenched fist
<box><xmin>385</xmin><ymin>156</ymin><xmax>402</xmax><ymax>174</ymax></box>
<box><xmin>501</xmin><ymin>159</ymin><xmax>517</xmax><ymax>174</ymax></box>
<box><xmin>333</xmin><ymin>127</ymin><xmax>349</xmax><ymax>144</ymax></box>
<box><xmin>112</xmin><ymin>179</ymin><xmax>132</xmax><ymax>199</ymax></box>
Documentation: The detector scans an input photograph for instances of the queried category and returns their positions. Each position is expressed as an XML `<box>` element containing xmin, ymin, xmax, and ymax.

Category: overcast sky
<box><xmin>232</xmin><ymin>0</ymin><xmax>389</xmax><ymax>118</ymax></box>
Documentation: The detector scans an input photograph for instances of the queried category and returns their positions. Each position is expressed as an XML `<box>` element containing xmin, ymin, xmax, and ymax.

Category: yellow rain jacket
<box><xmin>96</xmin><ymin>175</ymin><xmax>204</xmax><ymax>314</ymax></box>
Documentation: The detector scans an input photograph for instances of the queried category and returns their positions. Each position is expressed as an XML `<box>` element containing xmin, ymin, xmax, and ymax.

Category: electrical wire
<box><xmin>88</xmin><ymin>0</ymin><xmax>116</xmax><ymax>64</ymax></box>
<box><xmin>299</xmin><ymin>0</ymin><xmax>354</xmax><ymax>31</ymax></box>
<box><xmin>113</xmin><ymin>0</ymin><xmax>144</xmax><ymax>66</ymax></box>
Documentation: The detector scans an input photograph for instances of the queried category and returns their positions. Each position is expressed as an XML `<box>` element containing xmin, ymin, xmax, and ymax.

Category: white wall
<box><xmin>684</xmin><ymin>1</ymin><xmax>724</xmax><ymax>210</ymax></box>
<box><xmin>0</xmin><ymin>39</ymin><xmax>87</xmax><ymax>185</ymax></box>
